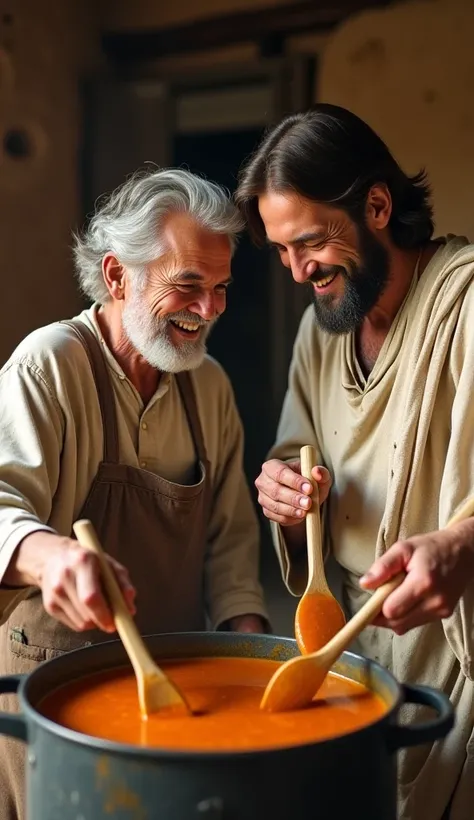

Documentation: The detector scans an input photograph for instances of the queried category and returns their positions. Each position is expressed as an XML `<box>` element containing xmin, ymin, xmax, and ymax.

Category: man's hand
<box><xmin>4</xmin><ymin>531</ymin><xmax>136</xmax><ymax>633</ymax></box>
<box><xmin>360</xmin><ymin>519</ymin><xmax>474</xmax><ymax>634</ymax></box>
<box><xmin>228</xmin><ymin>614</ymin><xmax>267</xmax><ymax>633</ymax></box>
<box><xmin>255</xmin><ymin>458</ymin><xmax>332</xmax><ymax>527</ymax></box>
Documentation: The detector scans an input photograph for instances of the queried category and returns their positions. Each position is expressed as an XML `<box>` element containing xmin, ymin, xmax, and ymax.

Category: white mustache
<box><xmin>167</xmin><ymin>311</ymin><xmax>211</xmax><ymax>327</ymax></box>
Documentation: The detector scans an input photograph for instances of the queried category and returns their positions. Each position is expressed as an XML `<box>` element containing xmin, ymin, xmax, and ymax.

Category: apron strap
<box><xmin>63</xmin><ymin>321</ymin><xmax>206</xmax><ymax>466</ymax></box>
<box><xmin>175</xmin><ymin>372</ymin><xmax>209</xmax><ymax>464</ymax></box>
<box><xmin>61</xmin><ymin>320</ymin><xmax>119</xmax><ymax>464</ymax></box>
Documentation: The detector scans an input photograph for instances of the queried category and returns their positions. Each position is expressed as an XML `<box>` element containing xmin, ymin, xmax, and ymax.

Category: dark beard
<box><xmin>311</xmin><ymin>223</ymin><xmax>390</xmax><ymax>335</ymax></box>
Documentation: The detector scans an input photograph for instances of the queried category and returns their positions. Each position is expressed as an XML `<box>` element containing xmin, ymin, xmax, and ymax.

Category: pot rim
<box><xmin>17</xmin><ymin>632</ymin><xmax>403</xmax><ymax>760</ymax></box>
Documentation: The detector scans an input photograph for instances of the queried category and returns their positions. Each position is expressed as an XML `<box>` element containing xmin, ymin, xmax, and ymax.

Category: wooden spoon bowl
<box><xmin>262</xmin><ymin>573</ymin><xmax>404</xmax><ymax>712</ymax></box>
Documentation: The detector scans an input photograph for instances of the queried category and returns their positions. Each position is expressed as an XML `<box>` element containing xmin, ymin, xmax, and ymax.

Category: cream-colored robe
<box><xmin>270</xmin><ymin>236</ymin><xmax>474</xmax><ymax>820</ymax></box>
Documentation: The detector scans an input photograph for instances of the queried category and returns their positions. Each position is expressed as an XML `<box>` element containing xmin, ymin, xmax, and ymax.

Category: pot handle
<box><xmin>387</xmin><ymin>682</ymin><xmax>454</xmax><ymax>752</ymax></box>
<box><xmin>0</xmin><ymin>675</ymin><xmax>28</xmax><ymax>741</ymax></box>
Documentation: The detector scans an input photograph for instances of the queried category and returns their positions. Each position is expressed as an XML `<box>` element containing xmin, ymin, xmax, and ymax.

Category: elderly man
<box><xmin>0</xmin><ymin>167</ymin><xmax>268</xmax><ymax>819</ymax></box>
<box><xmin>236</xmin><ymin>103</ymin><xmax>474</xmax><ymax>820</ymax></box>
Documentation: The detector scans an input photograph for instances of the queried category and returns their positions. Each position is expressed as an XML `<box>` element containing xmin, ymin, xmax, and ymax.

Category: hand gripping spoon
<box><xmin>73</xmin><ymin>519</ymin><xmax>191</xmax><ymax>719</ymax></box>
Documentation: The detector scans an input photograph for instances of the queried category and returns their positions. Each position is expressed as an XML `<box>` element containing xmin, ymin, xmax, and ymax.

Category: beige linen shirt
<box><xmin>270</xmin><ymin>237</ymin><xmax>474</xmax><ymax>820</ymax></box>
<box><xmin>0</xmin><ymin>305</ymin><xmax>267</xmax><ymax>629</ymax></box>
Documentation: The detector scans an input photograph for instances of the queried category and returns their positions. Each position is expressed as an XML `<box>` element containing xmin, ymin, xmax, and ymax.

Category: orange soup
<box><xmin>295</xmin><ymin>592</ymin><xmax>346</xmax><ymax>654</ymax></box>
<box><xmin>38</xmin><ymin>657</ymin><xmax>387</xmax><ymax>752</ymax></box>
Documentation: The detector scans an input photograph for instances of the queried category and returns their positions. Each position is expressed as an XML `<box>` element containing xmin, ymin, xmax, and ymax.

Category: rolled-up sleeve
<box><xmin>0</xmin><ymin>359</ymin><xmax>63</xmax><ymax>622</ymax></box>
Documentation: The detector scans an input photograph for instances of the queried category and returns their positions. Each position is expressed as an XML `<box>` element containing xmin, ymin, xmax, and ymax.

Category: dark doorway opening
<box><xmin>173</xmin><ymin>128</ymin><xmax>274</xmax><ymax>492</ymax></box>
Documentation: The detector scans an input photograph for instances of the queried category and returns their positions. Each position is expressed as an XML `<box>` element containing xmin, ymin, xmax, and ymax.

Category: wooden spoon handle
<box><xmin>316</xmin><ymin>497</ymin><xmax>474</xmax><ymax>667</ymax></box>
<box><xmin>73</xmin><ymin>519</ymin><xmax>158</xmax><ymax>678</ymax></box>
<box><xmin>73</xmin><ymin>519</ymin><xmax>132</xmax><ymax>621</ymax></box>
<box><xmin>322</xmin><ymin>573</ymin><xmax>405</xmax><ymax>663</ymax></box>
<box><xmin>446</xmin><ymin>496</ymin><xmax>474</xmax><ymax>527</ymax></box>
<box><xmin>300</xmin><ymin>445</ymin><xmax>328</xmax><ymax>593</ymax></box>
<box><xmin>337</xmin><ymin>496</ymin><xmax>474</xmax><ymax>631</ymax></box>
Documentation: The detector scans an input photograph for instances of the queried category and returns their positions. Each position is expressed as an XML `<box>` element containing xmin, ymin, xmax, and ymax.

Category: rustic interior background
<box><xmin>1</xmin><ymin>0</ymin><xmax>471</xmax><ymax>633</ymax></box>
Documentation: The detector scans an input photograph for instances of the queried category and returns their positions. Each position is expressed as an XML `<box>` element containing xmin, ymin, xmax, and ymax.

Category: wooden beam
<box><xmin>102</xmin><ymin>0</ymin><xmax>391</xmax><ymax>63</ymax></box>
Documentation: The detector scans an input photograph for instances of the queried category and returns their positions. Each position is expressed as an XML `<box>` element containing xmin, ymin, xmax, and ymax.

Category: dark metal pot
<box><xmin>0</xmin><ymin>632</ymin><xmax>453</xmax><ymax>820</ymax></box>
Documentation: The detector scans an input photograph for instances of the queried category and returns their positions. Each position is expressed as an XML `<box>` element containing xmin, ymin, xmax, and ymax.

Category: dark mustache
<box><xmin>308</xmin><ymin>265</ymin><xmax>346</xmax><ymax>284</ymax></box>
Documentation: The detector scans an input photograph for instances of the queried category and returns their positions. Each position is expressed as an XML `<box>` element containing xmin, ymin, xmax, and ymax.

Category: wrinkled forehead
<box><xmin>139</xmin><ymin>215</ymin><xmax>231</xmax><ymax>288</ymax></box>
<box><xmin>258</xmin><ymin>190</ymin><xmax>351</xmax><ymax>244</ymax></box>
<box><xmin>150</xmin><ymin>212</ymin><xmax>232</xmax><ymax>281</ymax></box>
<box><xmin>161</xmin><ymin>212</ymin><xmax>231</xmax><ymax>255</ymax></box>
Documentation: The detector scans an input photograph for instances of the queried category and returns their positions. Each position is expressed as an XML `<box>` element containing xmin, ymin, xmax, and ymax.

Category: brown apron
<box><xmin>0</xmin><ymin>320</ymin><xmax>213</xmax><ymax>820</ymax></box>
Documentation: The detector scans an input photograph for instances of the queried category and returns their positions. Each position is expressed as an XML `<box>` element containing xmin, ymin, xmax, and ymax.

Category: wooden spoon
<box><xmin>261</xmin><ymin>493</ymin><xmax>474</xmax><ymax>713</ymax></box>
<box><xmin>262</xmin><ymin>573</ymin><xmax>404</xmax><ymax>712</ymax></box>
<box><xmin>73</xmin><ymin>519</ymin><xmax>191</xmax><ymax>719</ymax></box>
<box><xmin>294</xmin><ymin>445</ymin><xmax>345</xmax><ymax>654</ymax></box>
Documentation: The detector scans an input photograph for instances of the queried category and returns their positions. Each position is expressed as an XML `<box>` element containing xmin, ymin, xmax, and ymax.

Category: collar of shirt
<box><xmin>78</xmin><ymin>303</ymin><xmax>172</xmax><ymax>403</ymax></box>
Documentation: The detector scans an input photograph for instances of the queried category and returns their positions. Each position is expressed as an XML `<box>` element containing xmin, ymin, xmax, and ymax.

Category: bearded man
<box><xmin>0</xmin><ymin>167</ymin><xmax>268</xmax><ymax>819</ymax></box>
<box><xmin>236</xmin><ymin>103</ymin><xmax>474</xmax><ymax>820</ymax></box>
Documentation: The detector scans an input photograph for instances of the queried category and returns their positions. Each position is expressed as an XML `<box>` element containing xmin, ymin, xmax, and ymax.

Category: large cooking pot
<box><xmin>0</xmin><ymin>632</ymin><xmax>453</xmax><ymax>820</ymax></box>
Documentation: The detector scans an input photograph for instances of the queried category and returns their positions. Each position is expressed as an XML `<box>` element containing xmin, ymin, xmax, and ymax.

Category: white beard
<box><xmin>122</xmin><ymin>291</ymin><xmax>215</xmax><ymax>373</ymax></box>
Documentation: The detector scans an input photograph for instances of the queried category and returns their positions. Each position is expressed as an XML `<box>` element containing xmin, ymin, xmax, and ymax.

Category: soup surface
<box><xmin>38</xmin><ymin>657</ymin><xmax>387</xmax><ymax>752</ymax></box>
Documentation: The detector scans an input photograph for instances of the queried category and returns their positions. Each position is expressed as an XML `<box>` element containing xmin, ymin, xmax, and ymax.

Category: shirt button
<box><xmin>140</xmin><ymin>460</ymin><xmax>147</xmax><ymax>468</ymax></box>
<box><xmin>141</xmin><ymin>422</ymin><xmax>148</xmax><ymax>430</ymax></box>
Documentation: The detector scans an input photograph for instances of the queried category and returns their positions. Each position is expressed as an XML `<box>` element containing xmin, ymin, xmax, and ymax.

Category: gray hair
<box><xmin>73</xmin><ymin>167</ymin><xmax>244</xmax><ymax>304</ymax></box>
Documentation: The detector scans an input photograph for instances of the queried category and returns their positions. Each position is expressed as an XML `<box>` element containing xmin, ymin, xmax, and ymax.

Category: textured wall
<box><xmin>107</xmin><ymin>0</ymin><xmax>474</xmax><ymax>241</ymax></box>
<box><xmin>0</xmin><ymin>1</ymin><xmax>99</xmax><ymax>364</ymax></box>
<box><xmin>318</xmin><ymin>0</ymin><xmax>474</xmax><ymax>239</ymax></box>
<box><xmin>4</xmin><ymin>0</ymin><xmax>472</xmax><ymax>364</ymax></box>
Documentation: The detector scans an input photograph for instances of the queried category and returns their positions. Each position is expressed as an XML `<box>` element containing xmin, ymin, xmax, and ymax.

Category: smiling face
<box><xmin>258</xmin><ymin>190</ymin><xmax>390</xmax><ymax>334</ymax></box>
<box><xmin>122</xmin><ymin>212</ymin><xmax>232</xmax><ymax>372</ymax></box>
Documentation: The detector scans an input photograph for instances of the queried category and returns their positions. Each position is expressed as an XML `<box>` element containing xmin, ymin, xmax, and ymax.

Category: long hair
<box><xmin>236</xmin><ymin>103</ymin><xmax>434</xmax><ymax>249</ymax></box>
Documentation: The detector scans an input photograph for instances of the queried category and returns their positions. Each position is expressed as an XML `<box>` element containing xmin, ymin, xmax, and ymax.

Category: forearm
<box><xmin>3</xmin><ymin>527</ymin><xmax>135</xmax><ymax>633</ymax></box>
<box><xmin>448</xmin><ymin>517</ymin><xmax>474</xmax><ymax>571</ymax></box>
<box><xmin>3</xmin><ymin>530</ymin><xmax>64</xmax><ymax>587</ymax></box>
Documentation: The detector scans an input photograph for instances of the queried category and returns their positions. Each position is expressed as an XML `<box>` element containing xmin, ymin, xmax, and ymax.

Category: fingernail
<box><xmin>302</xmin><ymin>483</ymin><xmax>312</xmax><ymax>494</ymax></box>
<box><xmin>295</xmin><ymin>509</ymin><xmax>304</xmax><ymax>517</ymax></box>
<box><xmin>299</xmin><ymin>496</ymin><xmax>311</xmax><ymax>509</ymax></box>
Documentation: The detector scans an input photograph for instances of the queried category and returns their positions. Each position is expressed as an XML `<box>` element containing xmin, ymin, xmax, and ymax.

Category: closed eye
<box><xmin>177</xmin><ymin>282</ymin><xmax>231</xmax><ymax>294</ymax></box>
<box><xmin>177</xmin><ymin>284</ymin><xmax>198</xmax><ymax>292</ymax></box>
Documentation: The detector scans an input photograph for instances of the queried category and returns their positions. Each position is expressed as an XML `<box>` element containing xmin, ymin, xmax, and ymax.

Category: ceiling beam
<box><xmin>102</xmin><ymin>0</ymin><xmax>391</xmax><ymax>63</ymax></box>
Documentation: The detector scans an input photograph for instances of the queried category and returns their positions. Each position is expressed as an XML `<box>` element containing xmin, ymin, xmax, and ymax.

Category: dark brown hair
<box><xmin>236</xmin><ymin>103</ymin><xmax>434</xmax><ymax>249</ymax></box>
